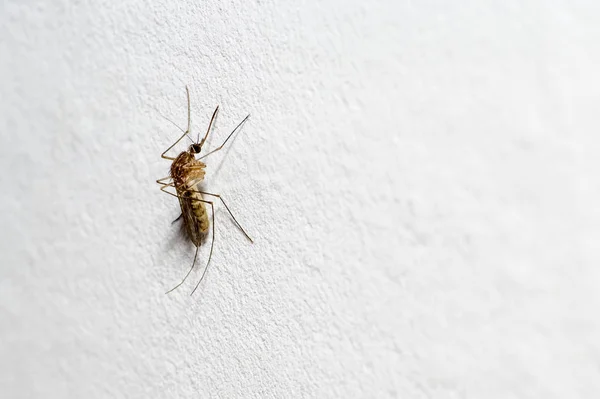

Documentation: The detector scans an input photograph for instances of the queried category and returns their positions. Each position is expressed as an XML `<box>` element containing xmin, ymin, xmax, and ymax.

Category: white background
<box><xmin>2</xmin><ymin>1</ymin><xmax>600</xmax><ymax>398</ymax></box>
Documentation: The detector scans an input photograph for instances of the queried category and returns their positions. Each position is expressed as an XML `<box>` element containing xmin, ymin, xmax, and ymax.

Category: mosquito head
<box><xmin>189</xmin><ymin>143</ymin><xmax>202</xmax><ymax>154</ymax></box>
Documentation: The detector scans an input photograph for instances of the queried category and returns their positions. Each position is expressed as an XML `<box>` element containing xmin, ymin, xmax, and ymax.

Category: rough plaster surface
<box><xmin>2</xmin><ymin>1</ymin><xmax>600</xmax><ymax>398</ymax></box>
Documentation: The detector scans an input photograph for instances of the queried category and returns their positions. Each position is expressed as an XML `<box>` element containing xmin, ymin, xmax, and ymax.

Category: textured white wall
<box><xmin>2</xmin><ymin>1</ymin><xmax>600</xmax><ymax>398</ymax></box>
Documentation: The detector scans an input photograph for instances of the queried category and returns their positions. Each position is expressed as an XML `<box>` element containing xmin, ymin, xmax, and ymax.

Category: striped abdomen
<box><xmin>170</xmin><ymin>151</ymin><xmax>209</xmax><ymax>247</ymax></box>
<box><xmin>176</xmin><ymin>177</ymin><xmax>209</xmax><ymax>247</ymax></box>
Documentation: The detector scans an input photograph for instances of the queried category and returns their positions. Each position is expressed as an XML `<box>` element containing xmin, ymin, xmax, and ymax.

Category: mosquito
<box><xmin>156</xmin><ymin>86</ymin><xmax>253</xmax><ymax>295</ymax></box>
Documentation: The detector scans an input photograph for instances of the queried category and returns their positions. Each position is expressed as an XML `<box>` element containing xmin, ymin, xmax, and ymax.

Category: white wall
<box><xmin>2</xmin><ymin>1</ymin><xmax>599</xmax><ymax>397</ymax></box>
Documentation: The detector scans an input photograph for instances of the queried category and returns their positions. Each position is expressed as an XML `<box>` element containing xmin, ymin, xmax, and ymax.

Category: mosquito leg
<box><xmin>159</xmin><ymin>182</ymin><xmax>175</xmax><ymax>191</ymax></box>
<box><xmin>195</xmin><ymin>190</ymin><xmax>253</xmax><ymax>243</ymax></box>
<box><xmin>165</xmin><ymin>244</ymin><xmax>199</xmax><ymax>294</ymax></box>
<box><xmin>198</xmin><ymin>114</ymin><xmax>250</xmax><ymax>160</ymax></box>
<box><xmin>156</xmin><ymin>181</ymin><xmax>183</xmax><ymax>223</ymax></box>
<box><xmin>161</xmin><ymin>86</ymin><xmax>192</xmax><ymax>160</ymax></box>
<box><xmin>164</xmin><ymin>183</ymin><xmax>252</xmax><ymax>243</ymax></box>
<box><xmin>156</xmin><ymin>176</ymin><xmax>173</xmax><ymax>185</ymax></box>
<box><xmin>159</xmin><ymin>186</ymin><xmax>216</xmax><ymax>295</ymax></box>
<box><xmin>191</xmin><ymin>200</ymin><xmax>215</xmax><ymax>296</ymax></box>
<box><xmin>197</xmin><ymin>106</ymin><xmax>220</xmax><ymax>148</ymax></box>
<box><xmin>156</xmin><ymin>166</ymin><xmax>203</xmax><ymax>187</ymax></box>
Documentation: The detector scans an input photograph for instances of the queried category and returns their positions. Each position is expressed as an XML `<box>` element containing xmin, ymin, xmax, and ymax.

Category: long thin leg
<box><xmin>159</xmin><ymin>186</ymin><xmax>216</xmax><ymax>295</ymax></box>
<box><xmin>198</xmin><ymin>114</ymin><xmax>250</xmax><ymax>160</ymax></box>
<box><xmin>156</xmin><ymin>176</ymin><xmax>173</xmax><ymax>185</ymax></box>
<box><xmin>156</xmin><ymin>179</ymin><xmax>182</xmax><ymax>223</ymax></box>
<box><xmin>184</xmin><ymin>86</ymin><xmax>191</xmax><ymax>135</ymax></box>
<box><xmin>165</xmin><ymin>244</ymin><xmax>199</xmax><ymax>294</ymax></box>
<box><xmin>161</xmin><ymin>86</ymin><xmax>192</xmax><ymax>160</ymax></box>
<box><xmin>158</xmin><ymin>182</ymin><xmax>252</xmax><ymax>242</ymax></box>
<box><xmin>198</xmin><ymin>106</ymin><xmax>220</xmax><ymax>148</ymax></box>
<box><xmin>159</xmin><ymin>184</ymin><xmax>182</xmax><ymax>197</ymax></box>
<box><xmin>155</xmin><ymin>162</ymin><xmax>204</xmax><ymax>187</ymax></box>
<box><xmin>191</xmin><ymin>200</ymin><xmax>215</xmax><ymax>295</ymax></box>
<box><xmin>196</xmin><ymin>190</ymin><xmax>253</xmax><ymax>243</ymax></box>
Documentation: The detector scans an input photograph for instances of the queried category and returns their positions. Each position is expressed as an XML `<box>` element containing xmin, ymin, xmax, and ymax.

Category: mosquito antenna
<box><xmin>156</xmin><ymin>111</ymin><xmax>194</xmax><ymax>141</ymax></box>
<box><xmin>153</xmin><ymin>89</ymin><xmax>194</xmax><ymax>145</ymax></box>
<box><xmin>198</xmin><ymin>114</ymin><xmax>250</xmax><ymax>160</ymax></box>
